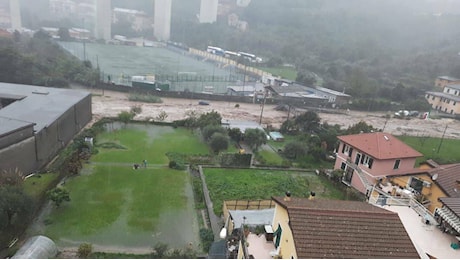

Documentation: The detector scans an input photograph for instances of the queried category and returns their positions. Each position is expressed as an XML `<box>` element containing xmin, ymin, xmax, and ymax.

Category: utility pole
<box><xmin>437</xmin><ymin>124</ymin><xmax>448</xmax><ymax>154</ymax></box>
<box><xmin>259</xmin><ymin>90</ymin><xmax>267</xmax><ymax>125</ymax></box>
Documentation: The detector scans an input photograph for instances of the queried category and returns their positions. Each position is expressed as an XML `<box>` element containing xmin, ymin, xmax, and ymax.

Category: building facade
<box><xmin>0</xmin><ymin>83</ymin><xmax>92</xmax><ymax>176</ymax></box>
<box><xmin>426</xmin><ymin>84</ymin><xmax>460</xmax><ymax>115</ymax></box>
<box><xmin>199</xmin><ymin>0</ymin><xmax>218</xmax><ymax>24</ymax></box>
<box><xmin>334</xmin><ymin>132</ymin><xmax>423</xmax><ymax>194</ymax></box>
<box><xmin>154</xmin><ymin>0</ymin><xmax>171</xmax><ymax>41</ymax></box>
<box><xmin>95</xmin><ymin>0</ymin><xmax>111</xmax><ymax>41</ymax></box>
<box><xmin>435</xmin><ymin>76</ymin><xmax>460</xmax><ymax>89</ymax></box>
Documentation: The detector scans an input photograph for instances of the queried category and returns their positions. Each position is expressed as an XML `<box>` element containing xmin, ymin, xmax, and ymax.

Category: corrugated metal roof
<box><xmin>0</xmin><ymin>83</ymin><xmax>90</xmax><ymax>135</ymax></box>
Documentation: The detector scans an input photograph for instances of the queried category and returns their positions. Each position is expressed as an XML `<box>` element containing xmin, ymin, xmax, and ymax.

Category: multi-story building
<box><xmin>435</xmin><ymin>76</ymin><xmax>460</xmax><ymax>89</ymax></box>
<box><xmin>95</xmin><ymin>0</ymin><xmax>111</xmax><ymax>41</ymax></box>
<box><xmin>334</xmin><ymin>132</ymin><xmax>423</xmax><ymax>194</ymax></box>
<box><xmin>154</xmin><ymin>0</ymin><xmax>171</xmax><ymax>41</ymax></box>
<box><xmin>199</xmin><ymin>0</ymin><xmax>218</xmax><ymax>24</ymax></box>
<box><xmin>426</xmin><ymin>83</ymin><xmax>460</xmax><ymax>115</ymax></box>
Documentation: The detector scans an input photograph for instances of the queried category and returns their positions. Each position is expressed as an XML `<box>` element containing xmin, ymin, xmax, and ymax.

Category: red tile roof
<box><xmin>338</xmin><ymin>132</ymin><xmax>423</xmax><ymax>160</ymax></box>
<box><xmin>272</xmin><ymin>196</ymin><xmax>420</xmax><ymax>259</ymax></box>
<box><xmin>429</xmin><ymin>163</ymin><xmax>460</xmax><ymax>197</ymax></box>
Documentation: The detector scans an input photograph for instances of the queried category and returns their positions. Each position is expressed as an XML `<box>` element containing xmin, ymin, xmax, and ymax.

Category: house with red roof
<box><xmin>334</xmin><ymin>132</ymin><xmax>423</xmax><ymax>194</ymax></box>
<box><xmin>269</xmin><ymin>195</ymin><xmax>422</xmax><ymax>259</ymax></box>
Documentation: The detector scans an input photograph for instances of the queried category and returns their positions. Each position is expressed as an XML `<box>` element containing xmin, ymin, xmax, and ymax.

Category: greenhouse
<box><xmin>12</xmin><ymin>236</ymin><xmax>58</xmax><ymax>259</ymax></box>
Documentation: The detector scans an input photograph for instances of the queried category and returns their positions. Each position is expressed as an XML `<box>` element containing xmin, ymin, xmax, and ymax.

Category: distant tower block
<box><xmin>199</xmin><ymin>0</ymin><xmax>218</xmax><ymax>23</ymax></box>
<box><xmin>9</xmin><ymin>0</ymin><xmax>21</xmax><ymax>30</ymax></box>
<box><xmin>154</xmin><ymin>0</ymin><xmax>172</xmax><ymax>41</ymax></box>
<box><xmin>95</xmin><ymin>0</ymin><xmax>112</xmax><ymax>41</ymax></box>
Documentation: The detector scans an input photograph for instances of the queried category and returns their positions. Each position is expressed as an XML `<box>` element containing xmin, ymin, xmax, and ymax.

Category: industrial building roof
<box><xmin>0</xmin><ymin>117</ymin><xmax>34</xmax><ymax>138</ymax></box>
<box><xmin>0</xmin><ymin>83</ymin><xmax>90</xmax><ymax>135</ymax></box>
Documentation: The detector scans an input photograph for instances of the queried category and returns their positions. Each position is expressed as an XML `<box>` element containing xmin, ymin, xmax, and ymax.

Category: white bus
<box><xmin>238</xmin><ymin>51</ymin><xmax>262</xmax><ymax>63</ymax></box>
<box><xmin>207</xmin><ymin>46</ymin><xmax>225</xmax><ymax>56</ymax></box>
<box><xmin>224</xmin><ymin>50</ymin><xmax>241</xmax><ymax>59</ymax></box>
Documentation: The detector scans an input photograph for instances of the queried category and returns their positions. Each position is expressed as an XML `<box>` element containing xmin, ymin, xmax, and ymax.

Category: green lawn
<box><xmin>256</xmin><ymin>149</ymin><xmax>284</xmax><ymax>165</ymax></box>
<box><xmin>204</xmin><ymin>168</ymin><xmax>344</xmax><ymax>215</ymax></box>
<box><xmin>258</xmin><ymin>66</ymin><xmax>297</xmax><ymax>80</ymax></box>
<box><xmin>42</xmin><ymin>124</ymin><xmax>206</xmax><ymax>250</ymax></box>
<box><xmin>398</xmin><ymin>135</ymin><xmax>460</xmax><ymax>164</ymax></box>
<box><xmin>23</xmin><ymin>173</ymin><xmax>59</xmax><ymax>198</ymax></box>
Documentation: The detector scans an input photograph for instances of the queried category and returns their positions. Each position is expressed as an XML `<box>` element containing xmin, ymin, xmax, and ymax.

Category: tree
<box><xmin>196</xmin><ymin>110</ymin><xmax>222</xmax><ymax>129</ymax></box>
<box><xmin>202</xmin><ymin>125</ymin><xmax>227</xmax><ymax>142</ymax></box>
<box><xmin>58</xmin><ymin>27</ymin><xmax>71</xmax><ymax>41</ymax></box>
<box><xmin>228</xmin><ymin>128</ymin><xmax>243</xmax><ymax>143</ymax></box>
<box><xmin>46</xmin><ymin>187</ymin><xmax>70</xmax><ymax>207</ymax></box>
<box><xmin>294</xmin><ymin>111</ymin><xmax>321</xmax><ymax>133</ymax></box>
<box><xmin>244</xmin><ymin>128</ymin><xmax>267</xmax><ymax>152</ymax></box>
<box><xmin>0</xmin><ymin>186</ymin><xmax>35</xmax><ymax>247</ymax></box>
<box><xmin>283</xmin><ymin>142</ymin><xmax>308</xmax><ymax>159</ymax></box>
<box><xmin>0</xmin><ymin>168</ymin><xmax>24</xmax><ymax>187</ymax></box>
<box><xmin>118</xmin><ymin>111</ymin><xmax>134</xmax><ymax>125</ymax></box>
<box><xmin>209</xmin><ymin>132</ymin><xmax>229</xmax><ymax>154</ymax></box>
<box><xmin>344</xmin><ymin>121</ymin><xmax>378</xmax><ymax>135</ymax></box>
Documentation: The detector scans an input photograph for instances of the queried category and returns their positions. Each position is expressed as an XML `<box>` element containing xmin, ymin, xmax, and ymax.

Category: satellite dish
<box><xmin>432</xmin><ymin>173</ymin><xmax>439</xmax><ymax>181</ymax></box>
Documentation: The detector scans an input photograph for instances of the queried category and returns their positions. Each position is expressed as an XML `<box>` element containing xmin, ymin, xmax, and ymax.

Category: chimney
<box><xmin>284</xmin><ymin>191</ymin><xmax>291</xmax><ymax>201</ymax></box>
<box><xmin>309</xmin><ymin>191</ymin><xmax>316</xmax><ymax>200</ymax></box>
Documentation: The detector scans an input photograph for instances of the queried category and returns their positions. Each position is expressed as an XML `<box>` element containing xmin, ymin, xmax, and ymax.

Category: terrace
<box><xmin>382</xmin><ymin>205</ymin><xmax>460</xmax><ymax>259</ymax></box>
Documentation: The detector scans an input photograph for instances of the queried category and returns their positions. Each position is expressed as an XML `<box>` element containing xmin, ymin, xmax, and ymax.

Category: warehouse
<box><xmin>0</xmin><ymin>83</ymin><xmax>92</xmax><ymax>175</ymax></box>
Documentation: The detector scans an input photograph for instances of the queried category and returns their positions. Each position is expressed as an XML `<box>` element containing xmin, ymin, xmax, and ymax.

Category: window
<box><xmin>409</xmin><ymin>177</ymin><xmax>423</xmax><ymax>193</ymax></box>
<box><xmin>340</xmin><ymin>162</ymin><xmax>346</xmax><ymax>170</ymax></box>
<box><xmin>274</xmin><ymin>224</ymin><xmax>282</xmax><ymax>248</ymax></box>
<box><xmin>454</xmin><ymin>102</ymin><xmax>457</xmax><ymax>106</ymax></box>
<box><xmin>432</xmin><ymin>96</ymin><xmax>435</xmax><ymax>100</ymax></box>
<box><xmin>355</xmin><ymin>153</ymin><xmax>361</xmax><ymax>165</ymax></box>
<box><xmin>342</xmin><ymin>144</ymin><xmax>353</xmax><ymax>157</ymax></box>
<box><xmin>393</xmin><ymin>159</ymin><xmax>401</xmax><ymax>169</ymax></box>
<box><xmin>361</xmin><ymin>155</ymin><xmax>374</xmax><ymax>169</ymax></box>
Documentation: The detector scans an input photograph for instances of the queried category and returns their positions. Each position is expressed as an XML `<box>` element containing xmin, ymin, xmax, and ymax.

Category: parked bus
<box><xmin>224</xmin><ymin>50</ymin><xmax>241</xmax><ymax>59</ymax></box>
<box><xmin>207</xmin><ymin>46</ymin><xmax>225</xmax><ymax>56</ymax></box>
<box><xmin>238</xmin><ymin>51</ymin><xmax>262</xmax><ymax>63</ymax></box>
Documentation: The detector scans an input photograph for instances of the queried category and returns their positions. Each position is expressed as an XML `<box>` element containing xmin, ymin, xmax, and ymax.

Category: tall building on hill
<box><xmin>199</xmin><ymin>0</ymin><xmax>218</xmax><ymax>23</ymax></box>
<box><xmin>9</xmin><ymin>0</ymin><xmax>21</xmax><ymax>30</ymax></box>
<box><xmin>154</xmin><ymin>0</ymin><xmax>171</xmax><ymax>41</ymax></box>
<box><xmin>95</xmin><ymin>0</ymin><xmax>111</xmax><ymax>41</ymax></box>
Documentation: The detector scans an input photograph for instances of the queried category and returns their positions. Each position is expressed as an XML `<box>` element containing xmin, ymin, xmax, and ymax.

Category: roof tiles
<box><xmin>273</xmin><ymin>197</ymin><xmax>420</xmax><ymax>259</ymax></box>
<box><xmin>338</xmin><ymin>132</ymin><xmax>423</xmax><ymax>160</ymax></box>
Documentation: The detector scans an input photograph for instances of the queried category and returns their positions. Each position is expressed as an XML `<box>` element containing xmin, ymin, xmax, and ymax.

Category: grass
<box><xmin>398</xmin><ymin>135</ymin><xmax>460</xmax><ymax>165</ymax></box>
<box><xmin>256</xmin><ymin>149</ymin><xmax>284</xmax><ymax>165</ymax></box>
<box><xmin>23</xmin><ymin>173</ymin><xmax>59</xmax><ymax>198</ymax></box>
<box><xmin>258</xmin><ymin>66</ymin><xmax>297</xmax><ymax>80</ymax></box>
<box><xmin>43</xmin><ymin>124</ymin><xmax>205</xmax><ymax>249</ymax></box>
<box><xmin>93</xmin><ymin>126</ymin><xmax>209</xmax><ymax>164</ymax></box>
<box><xmin>203</xmin><ymin>168</ymin><xmax>345</xmax><ymax>215</ymax></box>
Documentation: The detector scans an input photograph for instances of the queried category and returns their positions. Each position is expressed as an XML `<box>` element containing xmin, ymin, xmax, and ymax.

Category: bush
<box><xmin>77</xmin><ymin>243</ymin><xmax>92</xmax><ymax>258</ymax></box>
<box><xmin>199</xmin><ymin>228</ymin><xmax>214</xmax><ymax>252</ymax></box>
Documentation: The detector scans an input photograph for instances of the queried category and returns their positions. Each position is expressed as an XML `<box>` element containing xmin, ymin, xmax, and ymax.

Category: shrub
<box><xmin>199</xmin><ymin>228</ymin><xmax>214</xmax><ymax>252</ymax></box>
<box><xmin>77</xmin><ymin>243</ymin><xmax>92</xmax><ymax>258</ymax></box>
